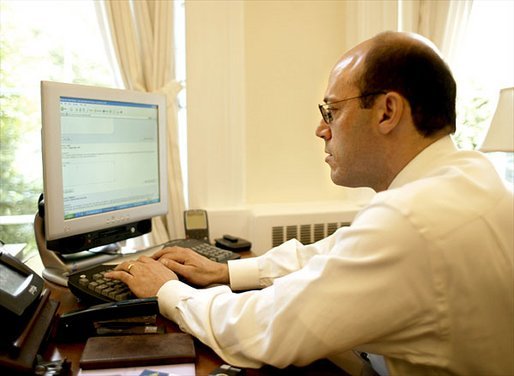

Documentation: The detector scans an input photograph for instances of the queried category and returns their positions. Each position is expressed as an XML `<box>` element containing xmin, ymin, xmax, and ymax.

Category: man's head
<box><xmin>357</xmin><ymin>32</ymin><xmax>456</xmax><ymax>136</ymax></box>
<box><xmin>316</xmin><ymin>31</ymin><xmax>457</xmax><ymax>191</ymax></box>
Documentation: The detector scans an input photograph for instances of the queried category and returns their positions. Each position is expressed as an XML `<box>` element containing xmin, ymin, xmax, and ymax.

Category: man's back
<box><xmin>372</xmin><ymin>136</ymin><xmax>513</xmax><ymax>374</ymax></box>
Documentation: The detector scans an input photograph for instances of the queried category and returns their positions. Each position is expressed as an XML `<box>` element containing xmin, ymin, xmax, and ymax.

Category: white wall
<box><xmin>185</xmin><ymin>1</ymin><xmax>397</xmax><ymax>212</ymax></box>
<box><xmin>243</xmin><ymin>1</ymin><xmax>346</xmax><ymax>204</ymax></box>
<box><xmin>185</xmin><ymin>1</ymin><xmax>246</xmax><ymax>209</ymax></box>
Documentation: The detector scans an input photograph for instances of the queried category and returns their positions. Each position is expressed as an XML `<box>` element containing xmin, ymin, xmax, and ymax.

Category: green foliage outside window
<box><xmin>0</xmin><ymin>0</ymin><xmax>115</xmax><ymax>247</ymax></box>
<box><xmin>453</xmin><ymin>85</ymin><xmax>494</xmax><ymax>150</ymax></box>
<box><xmin>0</xmin><ymin>16</ymin><xmax>42</xmax><ymax>246</ymax></box>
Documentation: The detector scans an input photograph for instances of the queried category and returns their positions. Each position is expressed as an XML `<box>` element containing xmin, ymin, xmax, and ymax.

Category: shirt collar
<box><xmin>388</xmin><ymin>135</ymin><xmax>457</xmax><ymax>190</ymax></box>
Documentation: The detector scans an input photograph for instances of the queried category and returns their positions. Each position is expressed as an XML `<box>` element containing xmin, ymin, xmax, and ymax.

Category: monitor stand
<box><xmin>34</xmin><ymin>215</ymin><xmax>120</xmax><ymax>286</ymax></box>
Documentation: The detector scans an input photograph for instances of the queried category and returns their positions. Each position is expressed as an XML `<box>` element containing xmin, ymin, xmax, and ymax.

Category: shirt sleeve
<box><xmin>228</xmin><ymin>232</ymin><xmax>340</xmax><ymax>290</ymax></box>
<box><xmin>157</xmin><ymin>203</ymin><xmax>440</xmax><ymax>369</ymax></box>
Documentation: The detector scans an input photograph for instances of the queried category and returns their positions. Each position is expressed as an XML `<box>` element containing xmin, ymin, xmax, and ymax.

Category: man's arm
<box><xmin>154</xmin><ymin>234</ymin><xmax>339</xmax><ymax>290</ymax></box>
<box><xmin>106</xmin><ymin>204</ymin><xmax>434</xmax><ymax>370</ymax></box>
<box><xmin>152</xmin><ymin>246</ymin><xmax>230</xmax><ymax>286</ymax></box>
<box><xmin>155</xmin><ymin>205</ymin><xmax>434</xmax><ymax>370</ymax></box>
<box><xmin>227</xmin><ymin>233</ymin><xmax>343</xmax><ymax>289</ymax></box>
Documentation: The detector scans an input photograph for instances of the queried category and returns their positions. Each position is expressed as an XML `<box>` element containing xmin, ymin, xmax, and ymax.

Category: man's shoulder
<box><xmin>363</xmin><ymin>158</ymin><xmax>512</xmax><ymax>234</ymax></box>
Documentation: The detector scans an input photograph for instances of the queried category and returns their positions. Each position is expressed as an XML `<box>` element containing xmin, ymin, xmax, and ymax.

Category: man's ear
<box><xmin>377</xmin><ymin>92</ymin><xmax>404</xmax><ymax>135</ymax></box>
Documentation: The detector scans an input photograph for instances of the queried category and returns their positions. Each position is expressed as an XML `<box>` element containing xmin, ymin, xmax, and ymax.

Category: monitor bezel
<box><xmin>40</xmin><ymin>81</ymin><xmax>168</xmax><ymax>249</ymax></box>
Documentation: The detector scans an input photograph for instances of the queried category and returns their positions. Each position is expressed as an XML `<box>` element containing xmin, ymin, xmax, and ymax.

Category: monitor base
<box><xmin>34</xmin><ymin>214</ymin><xmax>119</xmax><ymax>286</ymax></box>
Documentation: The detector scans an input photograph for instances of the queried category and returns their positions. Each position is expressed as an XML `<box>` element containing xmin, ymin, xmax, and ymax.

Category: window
<box><xmin>0</xmin><ymin>0</ymin><xmax>118</xmax><ymax>250</ymax></box>
<box><xmin>453</xmin><ymin>0</ymin><xmax>514</xmax><ymax>150</ymax></box>
<box><xmin>452</xmin><ymin>0</ymin><xmax>514</xmax><ymax>184</ymax></box>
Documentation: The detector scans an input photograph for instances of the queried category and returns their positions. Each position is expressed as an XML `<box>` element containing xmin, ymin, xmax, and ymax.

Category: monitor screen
<box><xmin>40</xmin><ymin>81</ymin><xmax>168</xmax><ymax>253</ymax></box>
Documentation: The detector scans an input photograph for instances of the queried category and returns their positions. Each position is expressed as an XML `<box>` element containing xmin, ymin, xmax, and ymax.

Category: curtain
<box><xmin>399</xmin><ymin>0</ymin><xmax>473</xmax><ymax>64</ymax></box>
<box><xmin>99</xmin><ymin>0</ymin><xmax>186</xmax><ymax>244</ymax></box>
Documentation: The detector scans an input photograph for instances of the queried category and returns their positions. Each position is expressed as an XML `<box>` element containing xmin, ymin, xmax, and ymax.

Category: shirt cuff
<box><xmin>228</xmin><ymin>257</ymin><xmax>260</xmax><ymax>291</ymax></box>
<box><xmin>156</xmin><ymin>279</ymin><xmax>196</xmax><ymax>323</ymax></box>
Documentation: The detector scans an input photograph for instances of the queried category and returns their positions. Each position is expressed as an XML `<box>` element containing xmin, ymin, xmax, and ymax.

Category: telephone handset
<box><xmin>184</xmin><ymin>209</ymin><xmax>210</xmax><ymax>242</ymax></box>
<box><xmin>57</xmin><ymin>297</ymin><xmax>159</xmax><ymax>341</ymax></box>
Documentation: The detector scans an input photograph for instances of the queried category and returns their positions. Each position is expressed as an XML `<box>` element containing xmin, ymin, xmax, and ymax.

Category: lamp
<box><xmin>479</xmin><ymin>87</ymin><xmax>514</xmax><ymax>186</ymax></box>
<box><xmin>479</xmin><ymin>87</ymin><xmax>514</xmax><ymax>152</ymax></box>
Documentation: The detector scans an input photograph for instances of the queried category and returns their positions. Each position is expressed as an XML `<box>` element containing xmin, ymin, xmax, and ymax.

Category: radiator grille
<box><xmin>272</xmin><ymin>226</ymin><xmax>284</xmax><ymax>247</ymax></box>
<box><xmin>271</xmin><ymin>222</ymin><xmax>351</xmax><ymax>247</ymax></box>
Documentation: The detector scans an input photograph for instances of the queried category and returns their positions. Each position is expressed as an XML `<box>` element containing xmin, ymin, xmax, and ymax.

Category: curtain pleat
<box><xmin>400</xmin><ymin>0</ymin><xmax>473</xmax><ymax>64</ymax></box>
<box><xmin>101</xmin><ymin>0</ymin><xmax>186</xmax><ymax>244</ymax></box>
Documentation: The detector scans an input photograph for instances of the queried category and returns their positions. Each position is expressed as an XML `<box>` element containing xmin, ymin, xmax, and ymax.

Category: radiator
<box><xmin>247</xmin><ymin>202</ymin><xmax>362</xmax><ymax>254</ymax></box>
<box><xmin>207</xmin><ymin>194</ymin><xmax>374</xmax><ymax>255</ymax></box>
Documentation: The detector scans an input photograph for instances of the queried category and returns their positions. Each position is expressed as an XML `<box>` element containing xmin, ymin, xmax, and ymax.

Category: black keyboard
<box><xmin>68</xmin><ymin>264</ymin><xmax>135</xmax><ymax>304</ymax></box>
<box><xmin>67</xmin><ymin>239</ymin><xmax>240</xmax><ymax>304</ymax></box>
<box><xmin>163</xmin><ymin>238</ymin><xmax>240</xmax><ymax>262</ymax></box>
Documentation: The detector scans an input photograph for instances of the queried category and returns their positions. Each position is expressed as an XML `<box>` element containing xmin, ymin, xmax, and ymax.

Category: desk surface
<box><xmin>29</xmin><ymin>250</ymin><xmax>359</xmax><ymax>375</ymax></box>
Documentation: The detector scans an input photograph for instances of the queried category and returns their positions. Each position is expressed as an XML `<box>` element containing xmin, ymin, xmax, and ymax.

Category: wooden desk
<box><xmin>40</xmin><ymin>280</ymin><xmax>353</xmax><ymax>375</ymax></box>
<box><xmin>25</xmin><ymin>247</ymin><xmax>360</xmax><ymax>375</ymax></box>
<box><xmin>40</xmin><ymin>281</ymin><xmax>222</xmax><ymax>375</ymax></box>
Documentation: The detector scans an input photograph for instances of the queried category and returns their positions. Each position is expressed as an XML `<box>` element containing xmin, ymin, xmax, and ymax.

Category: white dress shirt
<box><xmin>157</xmin><ymin>136</ymin><xmax>513</xmax><ymax>375</ymax></box>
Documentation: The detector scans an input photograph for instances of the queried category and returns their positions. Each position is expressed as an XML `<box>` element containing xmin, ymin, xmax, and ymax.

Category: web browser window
<box><xmin>60</xmin><ymin>97</ymin><xmax>160</xmax><ymax>219</ymax></box>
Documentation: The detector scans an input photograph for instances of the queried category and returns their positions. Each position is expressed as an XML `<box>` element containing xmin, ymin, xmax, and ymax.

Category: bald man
<box><xmin>106</xmin><ymin>32</ymin><xmax>513</xmax><ymax>375</ymax></box>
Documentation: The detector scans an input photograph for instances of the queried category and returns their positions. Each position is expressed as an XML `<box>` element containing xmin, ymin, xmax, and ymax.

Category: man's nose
<box><xmin>315</xmin><ymin>120</ymin><xmax>331</xmax><ymax>140</ymax></box>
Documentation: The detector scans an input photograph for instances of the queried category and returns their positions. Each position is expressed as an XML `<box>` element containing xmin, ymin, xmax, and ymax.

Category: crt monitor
<box><xmin>39</xmin><ymin>81</ymin><xmax>168</xmax><ymax>254</ymax></box>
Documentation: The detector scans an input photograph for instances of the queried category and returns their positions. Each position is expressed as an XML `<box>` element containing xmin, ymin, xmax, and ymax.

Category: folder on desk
<box><xmin>80</xmin><ymin>333</ymin><xmax>195</xmax><ymax>370</ymax></box>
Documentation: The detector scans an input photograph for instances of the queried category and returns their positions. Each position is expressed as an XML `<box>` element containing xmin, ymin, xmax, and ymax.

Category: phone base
<box><xmin>0</xmin><ymin>296</ymin><xmax>59</xmax><ymax>374</ymax></box>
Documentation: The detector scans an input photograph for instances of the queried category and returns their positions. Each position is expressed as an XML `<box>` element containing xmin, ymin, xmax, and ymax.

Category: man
<box><xmin>106</xmin><ymin>31</ymin><xmax>513</xmax><ymax>375</ymax></box>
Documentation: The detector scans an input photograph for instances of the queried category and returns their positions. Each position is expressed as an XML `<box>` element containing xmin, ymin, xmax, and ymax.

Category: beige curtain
<box><xmin>399</xmin><ymin>0</ymin><xmax>473</xmax><ymax>63</ymax></box>
<box><xmin>101</xmin><ymin>0</ymin><xmax>186</xmax><ymax>243</ymax></box>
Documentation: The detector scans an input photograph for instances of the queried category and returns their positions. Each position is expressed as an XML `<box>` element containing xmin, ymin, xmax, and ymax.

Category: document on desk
<box><xmin>78</xmin><ymin>363</ymin><xmax>195</xmax><ymax>376</ymax></box>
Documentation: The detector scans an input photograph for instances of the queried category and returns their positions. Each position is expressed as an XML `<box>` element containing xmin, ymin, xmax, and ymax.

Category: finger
<box><xmin>159</xmin><ymin>257</ymin><xmax>188</xmax><ymax>274</ymax></box>
<box><xmin>104</xmin><ymin>270</ymin><xmax>132</xmax><ymax>283</ymax></box>
<box><xmin>151</xmin><ymin>246</ymin><xmax>176</xmax><ymax>259</ymax></box>
<box><xmin>113</xmin><ymin>261</ymin><xmax>132</xmax><ymax>272</ymax></box>
<box><xmin>160</xmin><ymin>254</ymin><xmax>188</xmax><ymax>266</ymax></box>
<box><xmin>151</xmin><ymin>249</ymin><xmax>163</xmax><ymax>259</ymax></box>
<box><xmin>152</xmin><ymin>246</ymin><xmax>189</xmax><ymax>260</ymax></box>
<box><xmin>136</xmin><ymin>255</ymin><xmax>155</xmax><ymax>263</ymax></box>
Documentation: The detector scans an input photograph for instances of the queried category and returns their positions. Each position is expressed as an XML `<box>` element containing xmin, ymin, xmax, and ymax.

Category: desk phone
<box><xmin>68</xmin><ymin>238</ymin><xmax>240</xmax><ymax>304</ymax></box>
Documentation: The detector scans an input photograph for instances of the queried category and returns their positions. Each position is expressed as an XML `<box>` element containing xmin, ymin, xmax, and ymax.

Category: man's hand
<box><xmin>104</xmin><ymin>256</ymin><xmax>178</xmax><ymax>298</ymax></box>
<box><xmin>152</xmin><ymin>246</ymin><xmax>230</xmax><ymax>287</ymax></box>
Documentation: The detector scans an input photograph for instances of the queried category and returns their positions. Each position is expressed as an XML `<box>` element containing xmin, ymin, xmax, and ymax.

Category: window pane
<box><xmin>0</xmin><ymin>0</ymin><xmax>117</xmax><ymax>244</ymax></box>
<box><xmin>453</xmin><ymin>0</ymin><xmax>514</xmax><ymax>150</ymax></box>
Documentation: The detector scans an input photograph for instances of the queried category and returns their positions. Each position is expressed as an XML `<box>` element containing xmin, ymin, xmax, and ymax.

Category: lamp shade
<box><xmin>479</xmin><ymin>87</ymin><xmax>514</xmax><ymax>152</ymax></box>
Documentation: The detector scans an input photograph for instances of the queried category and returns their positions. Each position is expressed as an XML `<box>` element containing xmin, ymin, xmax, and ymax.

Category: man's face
<box><xmin>316</xmin><ymin>51</ymin><xmax>383</xmax><ymax>189</ymax></box>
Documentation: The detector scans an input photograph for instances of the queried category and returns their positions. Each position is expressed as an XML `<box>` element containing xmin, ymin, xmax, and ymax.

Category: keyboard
<box><xmin>68</xmin><ymin>264</ymin><xmax>135</xmax><ymax>304</ymax></box>
<box><xmin>67</xmin><ymin>238</ymin><xmax>240</xmax><ymax>304</ymax></box>
<box><xmin>162</xmin><ymin>238</ymin><xmax>240</xmax><ymax>262</ymax></box>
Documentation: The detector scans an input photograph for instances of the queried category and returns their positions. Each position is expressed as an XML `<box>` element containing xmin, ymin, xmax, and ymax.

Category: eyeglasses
<box><xmin>318</xmin><ymin>91</ymin><xmax>386</xmax><ymax>124</ymax></box>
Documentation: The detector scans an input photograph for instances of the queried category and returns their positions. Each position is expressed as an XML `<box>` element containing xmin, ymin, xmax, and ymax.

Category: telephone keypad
<box><xmin>90</xmin><ymin>269</ymin><xmax>132</xmax><ymax>301</ymax></box>
<box><xmin>70</xmin><ymin>266</ymin><xmax>135</xmax><ymax>304</ymax></box>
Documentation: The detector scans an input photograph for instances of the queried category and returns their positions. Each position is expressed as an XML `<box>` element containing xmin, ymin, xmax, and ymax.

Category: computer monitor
<box><xmin>39</xmin><ymin>81</ymin><xmax>168</xmax><ymax>255</ymax></box>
